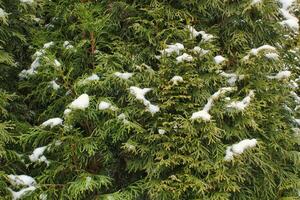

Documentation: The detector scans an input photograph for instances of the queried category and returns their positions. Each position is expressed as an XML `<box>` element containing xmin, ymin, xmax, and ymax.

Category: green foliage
<box><xmin>0</xmin><ymin>0</ymin><xmax>299</xmax><ymax>200</ymax></box>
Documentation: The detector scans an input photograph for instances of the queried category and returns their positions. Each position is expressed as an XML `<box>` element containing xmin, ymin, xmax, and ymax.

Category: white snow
<box><xmin>218</xmin><ymin>70</ymin><xmax>244</xmax><ymax>86</ymax></box>
<box><xmin>250</xmin><ymin>45</ymin><xmax>276</xmax><ymax>55</ymax></box>
<box><xmin>81</xmin><ymin>74</ymin><xmax>99</xmax><ymax>84</ymax></box>
<box><xmin>0</xmin><ymin>8</ymin><xmax>8</xmax><ymax>18</ymax></box>
<box><xmin>49</xmin><ymin>80</ymin><xmax>60</xmax><ymax>90</ymax></box>
<box><xmin>63</xmin><ymin>41</ymin><xmax>74</xmax><ymax>49</ymax></box>
<box><xmin>64</xmin><ymin>108</ymin><xmax>72</xmax><ymax>115</ymax></box>
<box><xmin>170</xmin><ymin>76</ymin><xmax>183</xmax><ymax>85</ymax></box>
<box><xmin>19</xmin><ymin>0</ymin><xmax>34</xmax><ymax>4</ymax></box>
<box><xmin>251</xmin><ymin>0</ymin><xmax>262</xmax><ymax>4</ymax></box>
<box><xmin>148</xmin><ymin>104</ymin><xmax>160</xmax><ymax>114</ymax></box>
<box><xmin>267</xmin><ymin>70</ymin><xmax>291</xmax><ymax>79</ymax></box>
<box><xmin>227</xmin><ymin>90</ymin><xmax>254</xmax><ymax>111</ymax></box>
<box><xmin>158</xmin><ymin>129</ymin><xmax>166</xmax><ymax>135</ymax></box>
<box><xmin>117</xmin><ymin>113</ymin><xmax>129</xmax><ymax>124</ymax></box>
<box><xmin>291</xmin><ymin>91</ymin><xmax>300</xmax><ymax>103</ymax></box>
<box><xmin>130</xmin><ymin>86</ymin><xmax>159</xmax><ymax>114</ymax></box>
<box><xmin>69</xmin><ymin>94</ymin><xmax>89</xmax><ymax>110</ymax></box>
<box><xmin>43</xmin><ymin>42</ymin><xmax>54</xmax><ymax>49</ymax></box>
<box><xmin>214</xmin><ymin>55</ymin><xmax>226</xmax><ymax>64</ymax></box>
<box><xmin>186</xmin><ymin>26</ymin><xmax>214</xmax><ymax>42</ymax></box>
<box><xmin>19</xmin><ymin>42</ymin><xmax>57</xmax><ymax>78</ymax></box>
<box><xmin>289</xmin><ymin>80</ymin><xmax>299</xmax><ymax>89</ymax></box>
<box><xmin>193</xmin><ymin>46</ymin><xmax>209</xmax><ymax>55</ymax></box>
<box><xmin>98</xmin><ymin>101</ymin><xmax>111</xmax><ymax>110</ymax></box>
<box><xmin>224</xmin><ymin>139</ymin><xmax>257</xmax><ymax>161</ymax></box>
<box><xmin>41</xmin><ymin>118</ymin><xmax>63</xmax><ymax>128</ymax></box>
<box><xmin>54</xmin><ymin>59</ymin><xmax>61</xmax><ymax>67</ymax></box>
<box><xmin>114</xmin><ymin>72</ymin><xmax>134</xmax><ymax>80</ymax></box>
<box><xmin>295</xmin><ymin>118</ymin><xmax>300</xmax><ymax>126</ymax></box>
<box><xmin>29</xmin><ymin>146</ymin><xmax>49</xmax><ymax>165</ymax></box>
<box><xmin>86</xmin><ymin>177</ymin><xmax>92</xmax><ymax>187</ymax></box>
<box><xmin>160</xmin><ymin>43</ymin><xmax>184</xmax><ymax>56</ymax></box>
<box><xmin>191</xmin><ymin>87</ymin><xmax>235</xmax><ymax>121</ymax></box>
<box><xmin>187</xmin><ymin>25</ymin><xmax>201</xmax><ymax>38</ymax></box>
<box><xmin>19</xmin><ymin>57</ymin><xmax>40</xmax><ymax>78</ymax></box>
<box><xmin>7</xmin><ymin>175</ymin><xmax>36</xmax><ymax>187</ymax></box>
<box><xmin>85</xmin><ymin>74</ymin><xmax>100</xmax><ymax>81</ymax></box>
<box><xmin>39</xmin><ymin>193</ymin><xmax>47</xmax><ymax>200</ymax></box>
<box><xmin>176</xmin><ymin>53</ymin><xmax>193</xmax><ymax>63</ymax></box>
<box><xmin>199</xmin><ymin>31</ymin><xmax>214</xmax><ymax>42</ymax></box>
<box><xmin>191</xmin><ymin>110</ymin><xmax>211</xmax><ymax>121</ymax></box>
<box><xmin>8</xmin><ymin>186</ymin><xmax>36</xmax><ymax>200</ymax></box>
<box><xmin>278</xmin><ymin>0</ymin><xmax>299</xmax><ymax>32</ymax></box>
<box><xmin>265</xmin><ymin>52</ymin><xmax>279</xmax><ymax>60</ymax></box>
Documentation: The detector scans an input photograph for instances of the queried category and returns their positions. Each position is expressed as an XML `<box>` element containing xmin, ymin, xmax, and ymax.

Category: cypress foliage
<box><xmin>5</xmin><ymin>0</ymin><xmax>300</xmax><ymax>200</ymax></box>
<box><xmin>0</xmin><ymin>0</ymin><xmax>35</xmax><ymax>199</ymax></box>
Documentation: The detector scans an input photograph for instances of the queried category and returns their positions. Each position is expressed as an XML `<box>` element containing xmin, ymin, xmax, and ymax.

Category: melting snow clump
<box><xmin>130</xmin><ymin>86</ymin><xmax>159</xmax><ymax>114</ymax></box>
<box><xmin>99</xmin><ymin>101</ymin><xmax>113</xmax><ymax>110</ymax></box>
<box><xmin>193</xmin><ymin>46</ymin><xmax>209</xmax><ymax>55</ymax></box>
<box><xmin>114</xmin><ymin>72</ymin><xmax>134</xmax><ymax>80</ymax></box>
<box><xmin>224</xmin><ymin>139</ymin><xmax>257</xmax><ymax>161</ymax></box>
<box><xmin>191</xmin><ymin>87</ymin><xmax>235</xmax><ymax>121</ymax></box>
<box><xmin>8</xmin><ymin>186</ymin><xmax>36</xmax><ymax>200</ymax></box>
<box><xmin>49</xmin><ymin>80</ymin><xmax>60</xmax><ymax>90</ymax></box>
<box><xmin>8</xmin><ymin>175</ymin><xmax>36</xmax><ymax>187</ymax></box>
<box><xmin>69</xmin><ymin>94</ymin><xmax>90</xmax><ymax>110</ymax></box>
<box><xmin>41</xmin><ymin>118</ymin><xmax>63</xmax><ymax>128</ymax></box>
<box><xmin>227</xmin><ymin>90</ymin><xmax>255</xmax><ymax>111</ymax></box>
<box><xmin>214</xmin><ymin>55</ymin><xmax>226</xmax><ymax>64</ymax></box>
<box><xmin>218</xmin><ymin>70</ymin><xmax>245</xmax><ymax>86</ymax></box>
<box><xmin>29</xmin><ymin>146</ymin><xmax>49</xmax><ymax>165</ymax></box>
<box><xmin>186</xmin><ymin>25</ymin><xmax>214</xmax><ymax>42</ymax></box>
<box><xmin>267</xmin><ymin>70</ymin><xmax>291</xmax><ymax>80</ymax></box>
<box><xmin>160</xmin><ymin>43</ymin><xmax>184</xmax><ymax>56</ymax></box>
<box><xmin>170</xmin><ymin>76</ymin><xmax>183</xmax><ymax>85</ymax></box>
<box><xmin>176</xmin><ymin>53</ymin><xmax>193</xmax><ymax>63</ymax></box>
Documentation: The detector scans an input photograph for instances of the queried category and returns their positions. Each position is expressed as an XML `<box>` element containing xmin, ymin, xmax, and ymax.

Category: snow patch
<box><xmin>170</xmin><ymin>76</ymin><xmax>183</xmax><ymax>85</ymax></box>
<box><xmin>114</xmin><ymin>72</ymin><xmax>134</xmax><ymax>80</ymax></box>
<box><xmin>7</xmin><ymin>175</ymin><xmax>36</xmax><ymax>187</ymax></box>
<box><xmin>176</xmin><ymin>53</ymin><xmax>193</xmax><ymax>63</ymax></box>
<box><xmin>20</xmin><ymin>0</ymin><xmax>34</xmax><ymax>4</ymax></box>
<box><xmin>251</xmin><ymin>0</ymin><xmax>262</xmax><ymax>5</ymax></box>
<box><xmin>63</xmin><ymin>41</ymin><xmax>74</xmax><ymax>49</ymax></box>
<box><xmin>193</xmin><ymin>46</ymin><xmax>209</xmax><ymax>55</ymax></box>
<box><xmin>49</xmin><ymin>80</ymin><xmax>60</xmax><ymax>90</ymax></box>
<box><xmin>214</xmin><ymin>55</ymin><xmax>226</xmax><ymax>64</ymax></box>
<box><xmin>8</xmin><ymin>186</ymin><xmax>36</xmax><ymax>200</ymax></box>
<box><xmin>267</xmin><ymin>70</ymin><xmax>291</xmax><ymax>80</ymax></box>
<box><xmin>117</xmin><ymin>113</ymin><xmax>129</xmax><ymax>124</ymax></box>
<box><xmin>191</xmin><ymin>87</ymin><xmax>235</xmax><ymax>121</ymax></box>
<box><xmin>218</xmin><ymin>70</ymin><xmax>245</xmax><ymax>86</ymax></box>
<box><xmin>186</xmin><ymin>25</ymin><xmax>214</xmax><ymax>42</ymax></box>
<box><xmin>278</xmin><ymin>0</ymin><xmax>299</xmax><ymax>32</ymax></box>
<box><xmin>130</xmin><ymin>86</ymin><xmax>159</xmax><ymax>114</ymax></box>
<box><xmin>98</xmin><ymin>101</ymin><xmax>113</xmax><ymax>110</ymax></box>
<box><xmin>29</xmin><ymin>146</ymin><xmax>49</xmax><ymax>165</ymax></box>
<box><xmin>41</xmin><ymin>118</ymin><xmax>63</xmax><ymax>128</ymax></box>
<box><xmin>69</xmin><ymin>94</ymin><xmax>90</xmax><ymax>110</ymax></box>
<box><xmin>265</xmin><ymin>52</ymin><xmax>279</xmax><ymax>60</ymax></box>
<box><xmin>0</xmin><ymin>8</ymin><xmax>8</xmax><ymax>19</ymax></box>
<box><xmin>19</xmin><ymin>42</ymin><xmax>56</xmax><ymax>78</ymax></box>
<box><xmin>160</xmin><ymin>43</ymin><xmax>184</xmax><ymax>56</ymax></box>
<box><xmin>64</xmin><ymin>108</ymin><xmax>72</xmax><ymax>116</ymax></box>
<box><xmin>224</xmin><ymin>139</ymin><xmax>257</xmax><ymax>161</ymax></box>
<box><xmin>227</xmin><ymin>90</ymin><xmax>254</xmax><ymax>111</ymax></box>
<box><xmin>158</xmin><ymin>129</ymin><xmax>166</xmax><ymax>135</ymax></box>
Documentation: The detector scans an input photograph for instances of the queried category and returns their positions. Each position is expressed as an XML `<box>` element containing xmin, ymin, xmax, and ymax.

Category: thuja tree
<box><xmin>18</xmin><ymin>0</ymin><xmax>299</xmax><ymax>200</ymax></box>
<box><xmin>0</xmin><ymin>0</ymin><xmax>36</xmax><ymax>199</ymax></box>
